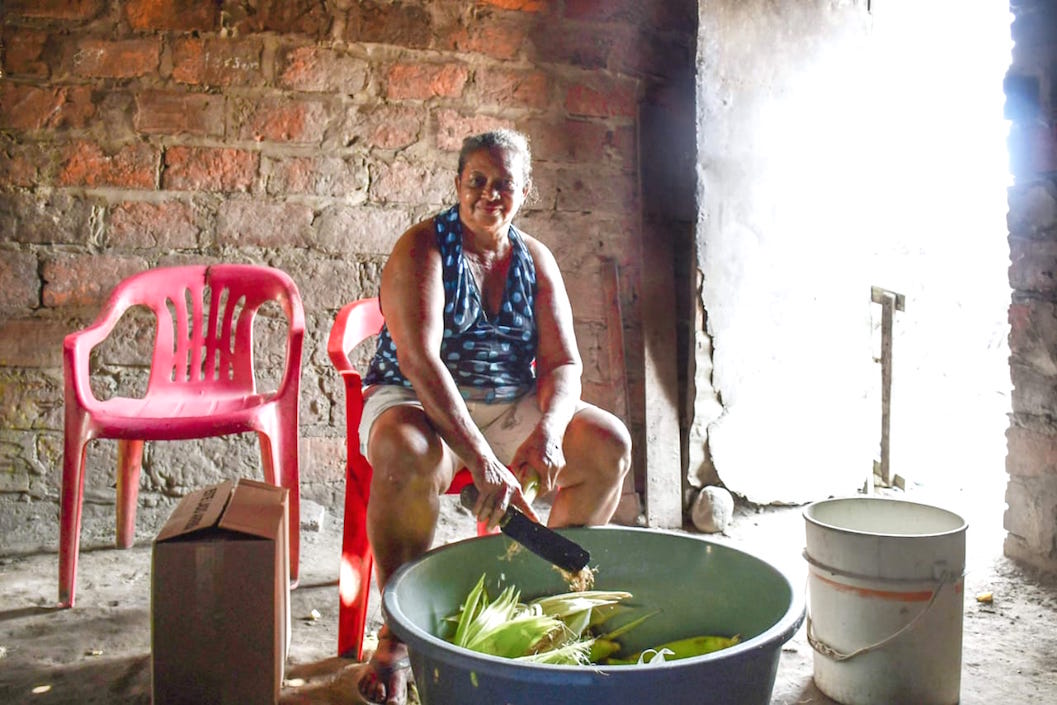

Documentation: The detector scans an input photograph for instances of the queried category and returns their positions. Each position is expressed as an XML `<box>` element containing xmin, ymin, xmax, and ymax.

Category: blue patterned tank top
<box><xmin>363</xmin><ymin>204</ymin><xmax>538</xmax><ymax>402</ymax></box>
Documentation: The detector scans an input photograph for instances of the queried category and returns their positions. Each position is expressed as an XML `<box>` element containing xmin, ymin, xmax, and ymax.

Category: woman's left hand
<box><xmin>511</xmin><ymin>425</ymin><xmax>565</xmax><ymax>496</ymax></box>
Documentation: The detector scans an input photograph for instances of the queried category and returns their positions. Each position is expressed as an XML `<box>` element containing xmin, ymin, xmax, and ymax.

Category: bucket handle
<box><xmin>804</xmin><ymin>561</ymin><xmax>959</xmax><ymax>663</ymax></box>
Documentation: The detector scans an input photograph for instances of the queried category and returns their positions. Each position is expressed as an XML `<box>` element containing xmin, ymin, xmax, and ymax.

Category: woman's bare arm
<box><xmin>509</xmin><ymin>235</ymin><xmax>584</xmax><ymax>492</ymax></box>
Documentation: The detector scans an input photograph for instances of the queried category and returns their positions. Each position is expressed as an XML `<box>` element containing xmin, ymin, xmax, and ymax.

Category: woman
<box><xmin>356</xmin><ymin>129</ymin><xmax>631</xmax><ymax>705</ymax></box>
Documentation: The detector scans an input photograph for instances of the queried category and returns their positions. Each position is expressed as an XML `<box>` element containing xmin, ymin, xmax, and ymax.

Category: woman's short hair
<box><xmin>458</xmin><ymin>129</ymin><xmax>533</xmax><ymax>187</ymax></box>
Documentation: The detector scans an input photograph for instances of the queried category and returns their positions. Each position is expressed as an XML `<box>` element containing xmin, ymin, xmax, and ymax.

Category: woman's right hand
<box><xmin>470</xmin><ymin>457</ymin><xmax>541</xmax><ymax>529</ymax></box>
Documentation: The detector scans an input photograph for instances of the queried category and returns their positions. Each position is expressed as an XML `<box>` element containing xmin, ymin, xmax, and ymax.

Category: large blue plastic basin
<box><xmin>383</xmin><ymin>526</ymin><xmax>805</xmax><ymax>705</ymax></box>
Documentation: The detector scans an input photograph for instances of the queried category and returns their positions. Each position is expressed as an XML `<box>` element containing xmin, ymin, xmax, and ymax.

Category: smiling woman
<box><xmin>351</xmin><ymin>129</ymin><xmax>632</xmax><ymax>705</ymax></box>
<box><xmin>457</xmin><ymin>129</ymin><xmax>533</xmax><ymax>194</ymax></box>
<box><xmin>453</xmin><ymin>137</ymin><xmax>531</xmax><ymax>316</ymax></box>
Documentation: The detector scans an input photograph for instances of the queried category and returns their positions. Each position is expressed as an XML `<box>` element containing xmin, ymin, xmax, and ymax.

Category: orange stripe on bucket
<box><xmin>811</xmin><ymin>571</ymin><xmax>963</xmax><ymax>602</ymax></box>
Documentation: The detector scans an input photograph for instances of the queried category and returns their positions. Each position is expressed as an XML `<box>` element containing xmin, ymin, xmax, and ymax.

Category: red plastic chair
<box><xmin>60</xmin><ymin>264</ymin><xmax>305</xmax><ymax>608</ymax></box>
<box><xmin>327</xmin><ymin>297</ymin><xmax>488</xmax><ymax>660</ymax></box>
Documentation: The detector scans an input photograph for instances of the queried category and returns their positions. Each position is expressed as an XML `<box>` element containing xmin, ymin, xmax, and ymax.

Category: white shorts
<box><xmin>359</xmin><ymin>384</ymin><xmax>582</xmax><ymax>465</ymax></box>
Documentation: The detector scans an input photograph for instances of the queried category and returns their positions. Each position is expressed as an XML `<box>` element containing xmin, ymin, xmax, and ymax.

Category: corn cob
<box><xmin>607</xmin><ymin>633</ymin><xmax>741</xmax><ymax>664</ymax></box>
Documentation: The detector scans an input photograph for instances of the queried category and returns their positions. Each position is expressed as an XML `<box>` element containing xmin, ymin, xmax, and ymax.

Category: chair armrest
<box><xmin>276</xmin><ymin>297</ymin><xmax>306</xmax><ymax>400</ymax></box>
<box><xmin>327</xmin><ymin>303</ymin><xmax>357</xmax><ymax>374</ymax></box>
<box><xmin>62</xmin><ymin>297</ymin><xmax>136</xmax><ymax>407</ymax></box>
<box><xmin>327</xmin><ymin>298</ymin><xmax>383</xmax><ymax>375</ymax></box>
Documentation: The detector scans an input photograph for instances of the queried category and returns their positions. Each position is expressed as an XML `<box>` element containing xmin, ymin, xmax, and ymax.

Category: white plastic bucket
<box><xmin>803</xmin><ymin>497</ymin><xmax>967</xmax><ymax>705</ymax></box>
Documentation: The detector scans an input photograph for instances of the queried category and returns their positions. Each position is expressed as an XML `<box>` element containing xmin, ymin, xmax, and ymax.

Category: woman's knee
<box><xmin>568</xmin><ymin>406</ymin><xmax>632</xmax><ymax>481</ymax></box>
<box><xmin>603</xmin><ymin>415</ymin><xmax>632</xmax><ymax>483</ymax></box>
<box><xmin>367</xmin><ymin>408</ymin><xmax>451</xmax><ymax>494</ymax></box>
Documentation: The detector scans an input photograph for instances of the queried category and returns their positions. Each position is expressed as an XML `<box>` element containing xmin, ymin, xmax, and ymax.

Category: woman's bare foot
<box><xmin>356</xmin><ymin>625</ymin><xmax>412</xmax><ymax>705</ymax></box>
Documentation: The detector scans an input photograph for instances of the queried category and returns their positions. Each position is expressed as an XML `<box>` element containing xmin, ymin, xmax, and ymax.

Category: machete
<box><xmin>460</xmin><ymin>484</ymin><xmax>591</xmax><ymax>574</ymax></box>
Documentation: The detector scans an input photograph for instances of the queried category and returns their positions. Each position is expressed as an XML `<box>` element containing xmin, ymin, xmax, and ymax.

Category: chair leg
<box><xmin>338</xmin><ymin>476</ymin><xmax>374</xmax><ymax>660</ymax></box>
<box><xmin>338</xmin><ymin>550</ymin><xmax>374</xmax><ymax>661</ymax></box>
<box><xmin>116</xmin><ymin>439</ymin><xmax>144</xmax><ymax>549</ymax></box>
<box><xmin>258</xmin><ymin>427</ymin><xmax>301</xmax><ymax>587</ymax></box>
<box><xmin>59</xmin><ymin>436</ymin><xmax>88</xmax><ymax>608</ymax></box>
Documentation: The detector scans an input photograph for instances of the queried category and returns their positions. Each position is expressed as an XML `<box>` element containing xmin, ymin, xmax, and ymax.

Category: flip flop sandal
<box><xmin>356</xmin><ymin>652</ymin><xmax>413</xmax><ymax>705</ymax></box>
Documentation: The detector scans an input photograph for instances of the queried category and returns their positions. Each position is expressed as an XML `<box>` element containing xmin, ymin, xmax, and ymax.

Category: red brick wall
<box><xmin>0</xmin><ymin>0</ymin><xmax>695</xmax><ymax>547</ymax></box>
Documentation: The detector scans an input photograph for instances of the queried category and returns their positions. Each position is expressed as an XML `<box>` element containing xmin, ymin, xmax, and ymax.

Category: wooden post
<box><xmin>601</xmin><ymin>257</ymin><xmax>641</xmax><ymax>524</ymax></box>
<box><xmin>637</xmin><ymin>101</ymin><xmax>686</xmax><ymax>530</ymax></box>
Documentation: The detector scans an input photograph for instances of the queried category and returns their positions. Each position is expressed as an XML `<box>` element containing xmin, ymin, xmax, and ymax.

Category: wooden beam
<box><xmin>640</xmin><ymin>220</ymin><xmax>683</xmax><ymax>528</ymax></box>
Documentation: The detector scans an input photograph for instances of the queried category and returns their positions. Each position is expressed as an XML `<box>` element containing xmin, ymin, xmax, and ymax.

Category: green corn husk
<box><xmin>598</xmin><ymin>609</ymin><xmax>659</xmax><ymax>641</ymax></box>
<box><xmin>530</xmin><ymin>590</ymin><xmax>633</xmax><ymax>639</ymax></box>
<box><xmin>445</xmin><ymin>575</ymin><xmax>643</xmax><ymax>664</ymax></box>
<box><xmin>587</xmin><ymin>637</ymin><xmax>622</xmax><ymax>663</ymax></box>
<box><xmin>468</xmin><ymin>612</ymin><xmax>567</xmax><ymax>658</ymax></box>
<box><xmin>517</xmin><ymin>638</ymin><xmax>594</xmax><ymax>665</ymax></box>
<box><xmin>460</xmin><ymin>585</ymin><xmax>527</xmax><ymax>650</ymax></box>
<box><xmin>587</xmin><ymin>602</ymin><xmax>627</xmax><ymax>629</ymax></box>
<box><xmin>450</xmin><ymin>574</ymin><xmax>567</xmax><ymax>658</ymax></box>
<box><xmin>450</xmin><ymin>574</ymin><xmax>490</xmax><ymax>646</ymax></box>
<box><xmin>529</xmin><ymin>590</ymin><xmax>633</xmax><ymax>619</ymax></box>
<box><xmin>587</xmin><ymin>609</ymin><xmax>660</xmax><ymax>662</ymax></box>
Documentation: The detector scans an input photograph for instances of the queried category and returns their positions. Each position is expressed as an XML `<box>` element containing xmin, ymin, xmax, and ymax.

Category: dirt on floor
<box><xmin>1</xmin><ymin>487</ymin><xmax>1055</xmax><ymax>705</ymax></box>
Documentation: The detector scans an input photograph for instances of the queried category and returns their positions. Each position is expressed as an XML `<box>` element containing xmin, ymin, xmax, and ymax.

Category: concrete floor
<box><xmin>1</xmin><ymin>486</ymin><xmax>1055</xmax><ymax>704</ymax></box>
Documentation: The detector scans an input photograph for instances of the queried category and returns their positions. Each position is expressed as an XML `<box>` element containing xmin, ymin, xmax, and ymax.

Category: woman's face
<box><xmin>455</xmin><ymin>147</ymin><xmax>530</xmax><ymax>238</ymax></box>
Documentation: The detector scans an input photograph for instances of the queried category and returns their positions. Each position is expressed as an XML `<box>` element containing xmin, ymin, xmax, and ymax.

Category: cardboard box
<box><xmin>151</xmin><ymin>478</ymin><xmax>290</xmax><ymax>705</ymax></box>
